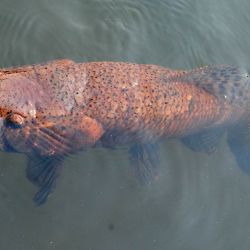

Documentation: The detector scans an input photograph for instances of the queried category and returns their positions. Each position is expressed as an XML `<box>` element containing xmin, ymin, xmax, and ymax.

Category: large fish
<box><xmin>0</xmin><ymin>59</ymin><xmax>249</xmax><ymax>205</ymax></box>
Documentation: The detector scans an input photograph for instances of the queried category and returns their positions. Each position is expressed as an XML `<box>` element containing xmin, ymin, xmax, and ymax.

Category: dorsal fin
<box><xmin>176</xmin><ymin>65</ymin><xmax>250</xmax><ymax>106</ymax></box>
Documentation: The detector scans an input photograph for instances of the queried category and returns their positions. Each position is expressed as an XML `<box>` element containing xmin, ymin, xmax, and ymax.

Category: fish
<box><xmin>0</xmin><ymin>59</ymin><xmax>249</xmax><ymax>205</ymax></box>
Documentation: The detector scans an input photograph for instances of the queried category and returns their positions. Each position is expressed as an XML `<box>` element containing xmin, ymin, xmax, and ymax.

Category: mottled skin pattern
<box><xmin>0</xmin><ymin>59</ymin><xmax>249</xmax><ymax>204</ymax></box>
<box><xmin>0</xmin><ymin>60</ymin><xmax>239</xmax><ymax>142</ymax></box>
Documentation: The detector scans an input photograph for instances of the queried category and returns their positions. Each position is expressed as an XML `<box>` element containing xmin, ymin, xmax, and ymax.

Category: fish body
<box><xmin>0</xmin><ymin>59</ymin><xmax>249</xmax><ymax>204</ymax></box>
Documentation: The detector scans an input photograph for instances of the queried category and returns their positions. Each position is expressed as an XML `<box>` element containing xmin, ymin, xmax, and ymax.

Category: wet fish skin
<box><xmin>0</xmin><ymin>59</ymin><xmax>248</xmax><ymax>205</ymax></box>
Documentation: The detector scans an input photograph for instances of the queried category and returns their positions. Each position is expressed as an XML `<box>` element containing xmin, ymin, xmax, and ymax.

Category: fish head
<box><xmin>0</xmin><ymin>73</ymin><xmax>67</xmax><ymax>156</ymax></box>
<box><xmin>0</xmin><ymin>73</ymin><xmax>102</xmax><ymax>158</ymax></box>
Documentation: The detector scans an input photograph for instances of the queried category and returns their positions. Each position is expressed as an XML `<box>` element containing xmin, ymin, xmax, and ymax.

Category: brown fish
<box><xmin>0</xmin><ymin>59</ymin><xmax>249</xmax><ymax>205</ymax></box>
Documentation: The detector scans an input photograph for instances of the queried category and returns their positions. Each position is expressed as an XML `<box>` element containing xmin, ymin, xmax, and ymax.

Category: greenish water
<box><xmin>1</xmin><ymin>0</ymin><xmax>250</xmax><ymax>249</ymax></box>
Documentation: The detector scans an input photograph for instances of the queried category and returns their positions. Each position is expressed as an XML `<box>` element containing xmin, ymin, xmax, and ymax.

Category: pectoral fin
<box><xmin>128</xmin><ymin>143</ymin><xmax>160</xmax><ymax>183</ymax></box>
<box><xmin>26</xmin><ymin>155</ymin><xmax>64</xmax><ymax>205</ymax></box>
<box><xmin>27</xmin><ymin>113</ymin><xmax>104</xmax><ymax>156</ymax></box>
<box><xmin>23</xmin><ymin>113</ymin><xmax>104</xmax><ymax>205</ymax></box>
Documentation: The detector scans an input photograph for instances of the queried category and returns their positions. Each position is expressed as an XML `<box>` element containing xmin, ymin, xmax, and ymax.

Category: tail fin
<box><xmin>177</xmin><ymin>65</ymin><xmax>250</xmax><ymax>172</ymax></box>
<box><xmin>175</xmin><ymin>65</ymin><xmax>250</xmax><ymax>107</ymax></box>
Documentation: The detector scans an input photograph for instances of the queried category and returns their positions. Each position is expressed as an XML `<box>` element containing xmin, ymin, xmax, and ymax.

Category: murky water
<box><xmin>1</xmin><ymin>0</ymin><xmax>250</xmax><ymax>249</ymax></box>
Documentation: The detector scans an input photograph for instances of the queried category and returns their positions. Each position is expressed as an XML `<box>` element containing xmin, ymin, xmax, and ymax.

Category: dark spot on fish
<box><xmin>231</xmin><ymin>87</ymin><xmax>236</xmax><ymax>95</ymax></box>
<box><xmin>170</xmin><ymin>89</ymin><xmax>178</xmax><ymax>96</ymax></box>
<box><xmin>234</xmin><ymin>82</ymin><xmax>240</xmax><ymax>87</ymax></box>
<box><xmin>213</xmin><ymin>77</ymin><xmax>221</xmax><ymax>82</ymax></box>
<box><xmin>234</xmin><ymin>75</ymin><xmax>241</xmax><ymax>81</ymax></box>
<box><xmin>219</xmin><ymin>84</ymin><xmax>225</xmax><ymax>94</ymax></box>
<box><xmin>206</xmin><ymin>83</ymin><xmax>213</xmax><ymax>91</ymax></box>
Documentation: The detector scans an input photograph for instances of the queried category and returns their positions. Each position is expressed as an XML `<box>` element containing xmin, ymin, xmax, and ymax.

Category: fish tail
<box><xmin>176</xmin><ymin>65</ymin><xmax>250</xmax><ymax>107</ymax></box>
<box><xmin>176</xmin><ymin>65</ymin><xmax>250</xmax><ymax>172</ymax></box>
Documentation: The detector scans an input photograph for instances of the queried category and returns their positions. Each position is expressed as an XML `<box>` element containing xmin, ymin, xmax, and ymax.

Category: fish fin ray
<box><xmin>128</xmin><ymin>143</ymin><xmax>160</xmax><ymax>184</ymax></box>
<box><xmin>26</xmin><ymin>154</ymin><xmax>64</xmax><ymax>205</ymax></box>
<box><xmin>181</xmin><ymin>128</ymin><xmax>224</xmax><ymax>154</ymax></box>
<box><xmin>27</xmin><ymin>113</ymin><xmax>104</xmax><ymax>156</ymax></box>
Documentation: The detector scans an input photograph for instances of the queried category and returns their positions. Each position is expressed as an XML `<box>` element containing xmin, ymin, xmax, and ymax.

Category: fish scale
<box><xmin>0</xmin><ymin>59</ymin><xmax>249</xmax><ymax>205</ymax></box>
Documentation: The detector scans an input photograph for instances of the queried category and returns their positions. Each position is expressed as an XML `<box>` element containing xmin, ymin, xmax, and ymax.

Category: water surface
<box><xmin>1</xmin><ymin>0</ymin><xmax>250</xmax><ymax>249</ymax></box>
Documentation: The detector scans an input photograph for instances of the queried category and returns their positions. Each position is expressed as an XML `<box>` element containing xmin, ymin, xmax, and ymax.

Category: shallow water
<box><xmin>1</xmin><ymin>0</ymin><xmax>250</xmax><ymax>249</ymax></box>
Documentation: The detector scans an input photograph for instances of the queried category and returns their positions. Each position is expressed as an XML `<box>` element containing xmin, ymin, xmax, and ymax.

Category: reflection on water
<box><xmin>1</xmin><ymin>0</ymin><xmax>250</xmax><ymax>249</ymax></box>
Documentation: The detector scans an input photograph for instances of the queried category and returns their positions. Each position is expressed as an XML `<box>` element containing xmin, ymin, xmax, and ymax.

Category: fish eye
<box><xmin>5</xmin><ymin>112</ymin><xmax>25</xmax><ymax>128</ymax></box>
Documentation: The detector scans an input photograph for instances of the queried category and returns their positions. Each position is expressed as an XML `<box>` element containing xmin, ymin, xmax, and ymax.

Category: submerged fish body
<box><xmin>0</xmin><ymin>59</ymin><xmax>249</xmax><ymax>204</ymax></box>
